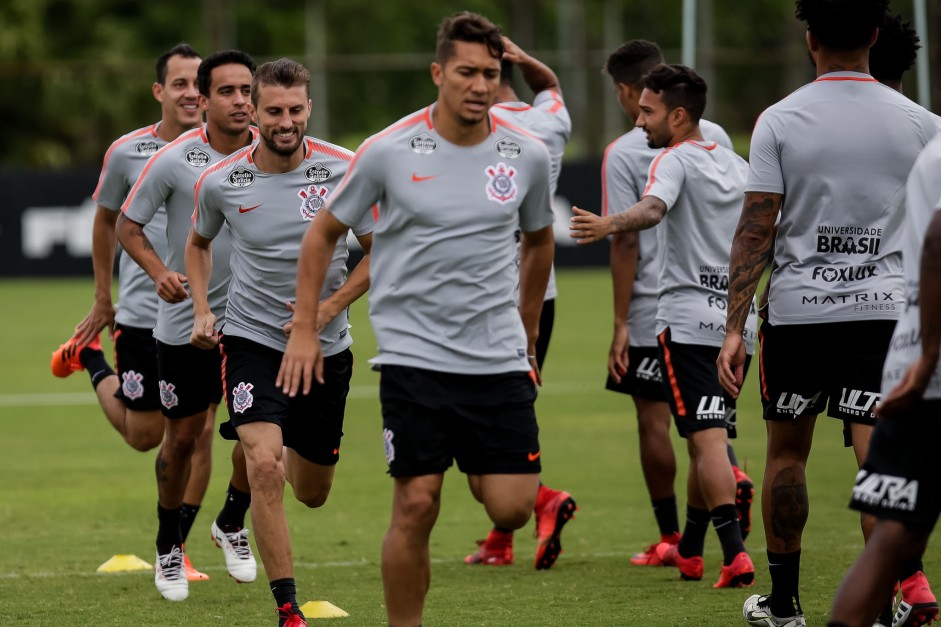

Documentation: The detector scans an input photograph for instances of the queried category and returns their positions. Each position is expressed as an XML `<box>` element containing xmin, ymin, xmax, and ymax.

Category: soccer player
<box><xmin>569</xmin><ymin>63</ymin><xmax>757</xmax><ymax>590</ymax></box>
<box><xmin>715</xmin><ymin>1</ymin><xmax>939</xmax><ymax>624</ymax></box>
<box><xmin>464</xmin><ymin>34</ymin><xmax>576</xmax><ymax>571</ymax></box>
<box><xmin>118</xmin><ymin>50</ymin><xmax>259</xmax><ymax>602</ymax></box>
<box><xmin>600</xmin><ymin>39</ymin><xmax>754</xmax><ymax>567</ymax></box>
<box><xmin>50</xmin><ymin>43</ymin><xmax>213</xmax><ymax>582</ymax></box>
<box><xmin>188</xmin><ymin>57</ymin><xmax>372</xmax><ymax>627</ymax></box>
<box><xmin>278</xmin><ymin>12</ymin><xmax>554</xmax><ymax>627</ymax></box>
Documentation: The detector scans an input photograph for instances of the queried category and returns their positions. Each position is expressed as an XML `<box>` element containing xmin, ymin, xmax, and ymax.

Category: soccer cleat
<box><xmin>894</xmin><ymin>571</ymin><xmax>939</xmax><ymax>627</ymax></box>
<box><xmin>464</xmin><ymin>529</ymin><xmax>514</xmax><ymax>566</ymax></box>
<box><xmin>210</xmin><ymin>520</ymin><xmax>257</xmax><ymax>583</ymax></box>
<box><xmin>533</xmin><ymin>488</ymin><xmax>578</xmax><ymax>570</ymax></box>
<box><xmin>714</xmin><ymin>551</ymin><xmax>755</xmax><ymax>589</ymax></box>
<box><xmin>276</xmin><ymin>603</ymin><xmax>307</xmax><ymax>627</ymax></box>
<box><xmin>743</xmin><ymin>594</ymin><xmax>806</xmax><ymax>627</ymax></box>
<box><xmin>182</xmin><ymin>548</ymin><xmax>209</xmax><ymax>581</ymax></box>
<box><xmin>154</xmin><ymin>546</ymin><xmax>188</xmax><ymax>601</ymax></box>
<box><xmin>655</xmin><ymin>542</ymin><xmax>704</xmax><ymax>581</ymax></box>
<box><xmin>630</xmin><ymin>532</ymin><xmax>681</xmax><ymax>566</ymax></box>
<box><xmin>733</xmin><ymin>465</ymin><xmax>755</xmax><ymax>542</ymax></box>
<box><xmin>50</xmin><ymin>335</ymin><xmax>101</xmax><ymax>378</ymax></box>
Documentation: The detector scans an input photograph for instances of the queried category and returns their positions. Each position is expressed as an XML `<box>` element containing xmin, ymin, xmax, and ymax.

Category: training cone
<box><xmin>96</xmin><ymin>554</ymin><xmax>153</xmax><ymax>573</ymax></box>
<box><xmin>300</xmin><ymin>600</ymin><xmax>349</xmax><ymax>619</ymax></box>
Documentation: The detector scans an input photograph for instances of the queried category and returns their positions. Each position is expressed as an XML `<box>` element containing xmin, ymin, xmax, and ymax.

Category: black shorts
<box><xmin>605</xmin><ymin>345</ymin><xmax>668</xmax><ymax>402</ymax></box>
<box><xmin>218</xmin><ymin>335</ymin><xmax>350</xmax><ymax>466</ymax></box>
<box><xmin>535</xmin><ymin>298</ymin><xmax>555</xmax><ymax>371</ymax></box>
<box><xmin>379</xmin><ymin>365</ymin><xmax>541</xmax><ymax>478</ymax></box>
<box><xmin>155</xmin><ymin>340</ymin><xmax>223</xmax><ymax>419</ymax></box>
<box><xmin>759</xmin><ymin>320</ymin><xmax>895</xmax><ymax>425</ymax></box>
<box><xmin>112</xmin><ymin>323</ymin><xmax>161</xmax><ymax>411</ymax></box>
<box><xmin>657</xmin><ymin>328</ymin><xmax>748</xmax><ymax>439</ymax></box>
<box><xmin>849</xmin><ymin>400</ymin><xmax>941</xmax><ymax>533</ymax></box>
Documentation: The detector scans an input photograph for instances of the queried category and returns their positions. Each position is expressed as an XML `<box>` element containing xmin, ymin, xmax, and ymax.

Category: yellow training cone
<box><xmin>96</xmin><ymin>554</ymin><xmax>153</xmax><ymax>573</ymax></box>
<box><xmin>300</xmin><ymin>600</ymin><xmax>349</xmax><ymax>619</ymax></box>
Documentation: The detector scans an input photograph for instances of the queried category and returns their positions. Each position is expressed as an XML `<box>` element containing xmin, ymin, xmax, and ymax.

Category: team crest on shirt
<box><xmin>383</xmin><ymin>428</ymin><xmax>395</xmax><ymax>464</ymax></box>
<box><xmin>484</xmin><ymin>162</ymin><xmax>518</xmax><ymax>204</ymax></box>
<box><xmin>409</xmin><ymin>133</ymin><xmax>437</xmax><ymax>155</ymax></box>
<box><xmin>136</xmin><ymin>141</ymin><xmax>159</xmax><ymax>155</ymax></box>
<box><xmin>121</xmin><ymin>370</ymin><xmax>145</xmax><ymax>400</ymax></box>
<box><xmin>228</xmin><ymin>167</ymin><xmax>255</xmax><ymax>188</ymax></box>
<box><xmin>159</xmin><ymin>380</ymin><xmax>179</xmax><ymax>410</ymax></box>
<box><xmin>305</xmin><ymin>163</ymin><xmax>332</xmax><ymax>183</ymax></box>
<box><xmin>298</xmin><ymin>185</ymin><xmax>329</xmax><ymax>221</ymax></box>
<box><xmin>185</xmin><ymin>147</ymin><xmax>211</xmax><ymax>167</ymax></box>
<box><xmin>495</xmin><ymin>137</ymin><xmax>522</xmax><ymax>159</ymax></box>
<box><xmin>231</xmin><ymin>382</ymin><xmax>254</xmax><ymax>414</ymax></box>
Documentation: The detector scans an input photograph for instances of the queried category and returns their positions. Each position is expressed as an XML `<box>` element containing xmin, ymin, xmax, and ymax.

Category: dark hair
<box><xmin>643</xmin><ymin>64</ymin><xmax>707</xmax><ymax>123</ymax></box>
<box><xmin>155</xmin><ymin>43</ymin><xmax>200</xmax><ymax>84</ymax></box>
<box><xmin>500</xmin><ymin>58</ymin><xmax>514</xmax><ymax>86</ymax></box>
<box><xmin>251</xmin><ymin>58</ymin><xmax>311</xmax><ymax>107</ymax></box>
<box><xmin>196</xmin><ymin>50</ymin><xmax>256</xmax><ymax>97</ymax></box>
<box><xmin>870</xmin><ymin>13</ymin><xmax>920</xmax><ymax>82</ymax></box>
<box><xmin>436</xmin><ymin>11</ymin><xmax>504</xmax><ymax>65</ymax></box>
<box><xmin>604</xmin><ymin>40</ymin><xmax>664</xmax><ymax>88</ymax></box>
<box><xmin>795</xmin><ymin>0</ymin><xmax>889</xmax><ymax>50</ymax></box>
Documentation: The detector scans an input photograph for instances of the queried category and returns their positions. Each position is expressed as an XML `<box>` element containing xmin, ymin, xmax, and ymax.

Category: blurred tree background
<box><xmin>0</xmin><ymin>0</ymin><xmax>936</xmax><ymax>168</ymax></box>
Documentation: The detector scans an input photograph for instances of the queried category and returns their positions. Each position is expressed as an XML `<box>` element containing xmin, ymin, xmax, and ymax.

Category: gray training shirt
<box><xmin>93</xmin><ymin>122</ymin><xmax>169</xmax><ymax>330</ymax></box>
<box><xmin>602</xmin><ymin>120</ymin><xmax>732</xmax><ymax>347</ymax></box>
<box><xmin>123</xmin><ymin>124</ymin><xmax>255</xmax><ymax>345</ymax></box>
<box><xmin>326</xmin><ymin>105</ymin><xmax>554</xmax><ymax>374</ymax></box>
<box><xmin>194</xmin><ymin>137</ymin><xmax>373</xmax><ymax>355</ymax></box>
<box><xmin>643</xmin><ymin>140</ymin><xmax>757</xmax><ymax>352</ymax></box>
<box><xmin>747</xmin><ymin>72</ymin><xmax>938</xmax><ymax>326</ymax></box>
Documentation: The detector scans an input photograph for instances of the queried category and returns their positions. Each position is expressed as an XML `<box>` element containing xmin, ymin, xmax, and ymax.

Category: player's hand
<box><xmin>717</xmin><ymin>333</ymin><xmax>746</xmax><ymax>398</ymax></box>
<box><xmin>74</xmin><ymin>300</ymin><xmax>116</xmax><ymax>345</ymax></box>
<box><xmin>501</xmin><ymin>36</ymin><xmax>527</xmax><ymax>65</ymax></box>
<box><xmin>876</xmin><ymin>355</ymin><xmax>937</xmax><ymax>419</ymax></box>
<box><xmin>282</xmin><ymin>302</ymin><xmax>295</xmax><ymax>337</ymax></box>
<box><xmin>569</xmin><ymin>207</ymin><xmax>613</xmax><ymax>244</ymax></box>
<box><xmin>189</xmin><ymin>311</ymin><xmax>218</xmax><ymax>349</ymax></box>
<box><xmin>528</xmin><ymin>354</ymin><xmax>543</xmax><ymax>387</ymax></box>
<box><xmin>608</xmin><ymin>324</ymin><xmax>630</xmax><ymax>384</ymax></box>
<box><xmin>156</xmin><ymin>271</ymin><xmax>189</xmax><ymax>303</ymax></box>
<box><xmin>277</xmin><ymin>326</ymin><xmax>324</xmax><ymax>397</ymax></box>
<box><xmin>316</xmin><ymin>300</ymin><xmax>339</xmax><ymax>333</ymax></box>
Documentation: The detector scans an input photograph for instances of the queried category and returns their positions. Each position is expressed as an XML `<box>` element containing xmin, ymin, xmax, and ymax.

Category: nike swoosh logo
<box><xmin>528</xmin><ymin>451</ymin><xmax>541</xmax><ymax>462</ymax></box>
<box><xmin>238</xmin><ymin>204</ymin><xmax>262</xmax><ymax>213</ymax></box>
<box><xmin>411</xmin><ymin>173</ymin><xmax>436</xmax><ymax>182</ymax></box>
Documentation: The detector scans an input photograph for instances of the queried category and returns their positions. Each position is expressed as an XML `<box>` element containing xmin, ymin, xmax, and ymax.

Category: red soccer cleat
<box><xmin>51</xmin><ymin>335</ymin><xmax>101</xmax><ymax>378</ymax></box>
<box><xmin>713</xmin><ymin>551</ymin><xmax>755</xmax><ymax>589</ymax></box>
<box><xmin>276</xmin><ymin>603</ymin><xmax>307</xmax><ymax>627</ymax></box>
<box><xmin>465</xmin><ymin>528</ymin><xmax>514</xmax><ymax>566</ymax></box>
<box><xmin>533</xmin><ymin>487</ymin><xmax>577</xmax><ymax>570</ymax></box>
<box><xmin>733</xmin><ymin>465</ymin><xmax>755</xmax><ymax>542</ymax></box>
<box><xmin>655</xmin><ymin>541</ymin><xmax>704</xmax><ymax>581</ymax></box>
<box><xmin>895</xmin><ymin>571</ymin><xmax>939</xmax><ymax>627</ymax></box>
<box><xmin>631</xmin><ymin>531</ymin><xmax>681</xmax><ymax>566</ymax></box>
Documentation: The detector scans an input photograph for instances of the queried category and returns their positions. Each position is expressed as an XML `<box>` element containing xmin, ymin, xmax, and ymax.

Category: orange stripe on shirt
<box><xmin>192</xmin><ymin>148</ymin><xmax>252</xmax><ymax>224</ymax></box>
<box><xmin>92</xmin><ymin>124</ymin><xmax>159</xmax><ymax>203</ymax></box>
<box><xmin>641</xmin><ymin>147</ymin><xmax>674</xmax><ymax>198</ymax></box>
<box><xmin>814</xmin><ymin>76</ymin><xmax>878</xmax><ymax>83</ymax></box>
<box><xmin>657</xmin><ymin>329</ymin><xmax>687</xmax><ymax>416</ymax></box>
<box><xmin>121</xmin><ymin>127</ymin><xmax>204</xmax><ymax>213</ymax></box>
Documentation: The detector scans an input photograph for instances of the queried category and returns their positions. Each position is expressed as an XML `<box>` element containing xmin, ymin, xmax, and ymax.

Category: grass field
<box><xmin>1</xmin><ymin>271</ymin><xmax>936</xmax><ymax>626</ymax></box>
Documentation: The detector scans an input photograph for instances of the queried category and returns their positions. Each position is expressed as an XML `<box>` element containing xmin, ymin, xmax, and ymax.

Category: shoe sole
<box><xmin>894</xmin><ymin>599</ymin><xmax>940</xmax><ymax>627</ymax></box>
<box><xmin>534</xmin><ymin>496</ymin><xmax>577</xmax><ymax>570</ymax></box>
<box><xmin>716</xmin><ymin>571</ymin><xmax>755</xmax><ymax>588</ymax></box>
<box><xmin>210</xmin><ymin>531</ymin><xmax>254</xmax><ymax>583</ymax></box>
<box><xmin>736</xmin><ymin>480</ymin><xmax>754</xmax><ymax>542</ymax></box>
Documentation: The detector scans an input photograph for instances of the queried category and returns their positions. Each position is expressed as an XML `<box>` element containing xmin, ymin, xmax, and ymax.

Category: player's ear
<box><xmin>431</xmin><ymin>61</ymin><xmax>443</xmax><ymax>88</ymax></box>
<box><xmin>152</xmin><ymin>81</ymin><xmax>164</xmax><ymax>104</ymax></box>
<box><xmin>248</xmin><ymin>103</ymin><xmax>257</xmax><ymax>124</ymax></box>
<box><xmin>198</xmin><ymin>94</ymin><xmax>209</xmax><ymax>112</ymax></box>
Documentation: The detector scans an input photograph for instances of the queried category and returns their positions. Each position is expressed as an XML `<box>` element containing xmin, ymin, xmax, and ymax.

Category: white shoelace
<box><xmin>158</xmin><ymin>546</ymin><xmax>184</xmax><ymax>579</ymax></box>
<box><xmin>226</xmin><ymin>528</ymin><xmax>252</xmax><ymax>559</ymax></box>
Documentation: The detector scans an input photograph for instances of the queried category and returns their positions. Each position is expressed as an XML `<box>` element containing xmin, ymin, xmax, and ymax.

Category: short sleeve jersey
<box><xmin>194</xmin><ymin>137</ymin><xmax>373</xmax><ymax>355</ymax></box>
<box><xmin>602</xmin><ymin>120</ymin><xmax>733</xmax><ymax>347</ymax></box>
<box><xmin>747</xmin><ymin>72</ymin><xmax>939</xmax><ymax>325</ymax></box>
<box><xmin>326</xmin><ymin>105</ymin><xmax>554</xmax><ymax>374</ymax></box>
<box><xmin>92</xmin><ymin>123</ymin><xmax>169</xmax><ymax>329</ymax></box>
<box><xmin>493</xmin><ymin>89</ymin><xmax>571</xmax><ymax>301</ymax></box>
<box><xmin>643</xmin><ymin>140</ymin><xmax>757</xmax><ymax>352</ymax></box>
<box><xmin>881</xmin><ymin>134</ymin><xmax>941</xmax><ymax>400</ymax></box>
<box><xmin>123</xmin><ymin>124</ymin><xmax>255</xmax><ymax>345</ymax></box>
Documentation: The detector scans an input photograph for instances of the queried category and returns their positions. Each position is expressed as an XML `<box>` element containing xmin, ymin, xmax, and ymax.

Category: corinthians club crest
<box><xmin>298</xmin><ymin>184</ymin><xmax>329</xmax><ymax>221</ymax></box>
<box><xmin>232</xmin><ymin>382</ymin><xmax>254</xmax><ymax>414</ymax></box>
<box><xmin>484</xmin><ymin>162</ymin><xmax>518</xmax><ymax>205</ymax></box>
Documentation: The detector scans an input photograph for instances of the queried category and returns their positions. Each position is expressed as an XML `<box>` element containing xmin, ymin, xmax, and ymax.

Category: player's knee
<box><xmin>293</xmin><ymin>484</ymin><xmax>331</xmax><ymax>509</ymax></box>
<box><xmin>127</xmin><ymin>430</ymin><xmax>162</xmax><ymax>452</ymax></box>
<box><xmin>393</xmin><ymin>490</ymin><xmax>440</xmax><ymax>532</ymax></box>
<box><xmin>248</xmin><ymin>456</ymin><xmax>286</xmax><ymax>493</ymax></box>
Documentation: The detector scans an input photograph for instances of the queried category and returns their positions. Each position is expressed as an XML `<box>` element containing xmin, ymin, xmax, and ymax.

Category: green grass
<box><xmin>0</xmin><ymin>272</ymin><xmax>935</xmax><ymax>626</ymax></box>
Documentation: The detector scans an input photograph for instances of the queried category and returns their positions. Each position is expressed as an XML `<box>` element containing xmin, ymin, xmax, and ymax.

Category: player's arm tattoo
<box><xmin>769</xmin><ymin>467</ymin><xmax>808</xmax><ymax>552</ymax></box>
<box><xmin>128</xmin><ymin>224</ymin><xmax>156</xmax><ymax>253</ymax></box>
<box><xmin>726</xmin><ymin>191</ymin><xmax>780</xmax><ymax>332</ymax></box>
<box><xmin>610</xmin><ymin>196</ymin><xmax>667</xmax><ymax>233</ymax></box>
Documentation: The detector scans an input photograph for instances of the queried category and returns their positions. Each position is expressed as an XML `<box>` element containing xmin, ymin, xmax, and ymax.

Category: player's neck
<box><xmin>432</xmin><ymin>105</ymin><xmax>490</xmax><ymax>146</ymax></box>
<box><xmin>814</xmin><ymin>51</ymin><xmax>869</xmax><ymax>77</ymax></box>
<box><xmin>206</xmin><ymin>125</ymin><xmax>253</xmax><ymax>156</ymax></box>
<box><xmin>156</xmin><ymin>119</ymin><xmax>199</xmax><ymax>143</ymax></box>
<box><xmin>669</xmin><ymin>125</ymin><xmax>703</xmax><ymax>146</ymax></box>
<box><xmin>253</xmin><ymin>143</ymin><xmax>304</xmax><ymax>174</ymax></box>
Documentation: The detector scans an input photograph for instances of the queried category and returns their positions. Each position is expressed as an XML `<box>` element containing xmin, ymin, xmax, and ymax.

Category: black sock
<box><xmin>156</xmin><ymin>503</ymin><xmax>183</xmax><ymax>554</ymax></box>
<box><xmin>710</xmin><ymin>504</ymin><xmax>746</xmax><ymax>565</ymax></box>
<box><xmin>271</xmin><ymin>577</ymin><xmax>302</xmax><ymax>624</ymax></box>
<box><xmin>677</xmin><ymin>505</ymin><xmax>710</xmax><ymax>558</ymax></box>
<box><xmin>652</xmin><ymin>496</ymin><xmax>680</xmax><ymax>537</ymax></box>
<box><xmin>216</xmin><ymin>483</ymin><xmax>252</xmax><ymax>533</ymax></box>
<box><xmin>179</xmin><ymin>503</ymin><xmax>200</xmax><ymax>544</ymax></box>
<box><xmin>900</xmin><ymin>558</ymin><xmax>924</xmax><ymax>582</ymax></box>
<box><xmin>768</xmin><ymin>549</ymin><xmax>802</xmax><ymax>617</ymax></box>
<box><xmin>726</xmin><ymin>444</ymin><xmax>739</xmax><ymax>468</ymax></box>
<box><xmin>80</xmin><ymin>347</ymin><xmax>114</xmax><ymax>390</ymax></box>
